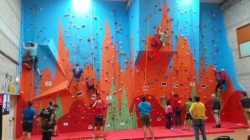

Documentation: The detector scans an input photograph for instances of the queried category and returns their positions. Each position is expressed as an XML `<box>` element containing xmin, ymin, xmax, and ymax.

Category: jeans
<box><xmin>175</xmin><ymin>107</ymin><xmax>182</xmax><ymax>126</ymax></box>
<box><xmin>192</xmin><ymin>119</ymin><xmax>207</xmax><ymax>140</ymax></box>
<box><xmin>42</xmin><ymin>131</ymin><xmax>52</xmax><ymax>140</ymax></box>
<box><xmin>166</xmin><ymin>113</ymin><xmax>172</xmax><ymax>129</ymax></box>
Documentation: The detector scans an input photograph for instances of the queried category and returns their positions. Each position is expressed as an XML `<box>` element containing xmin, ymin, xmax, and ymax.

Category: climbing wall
<box><xmin>16</xmin><ymin>0</ymin><xmax>246</xmax><ymax>138</ymax></box>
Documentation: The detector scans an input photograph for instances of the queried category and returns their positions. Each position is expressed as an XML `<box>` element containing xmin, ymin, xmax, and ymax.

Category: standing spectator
<box><xmin>52</xmin><ymin>104</ymin><xmax>59</xmax><ymax>136</ymax></box>
<box><xmin>189</xmin><ymin>95</ymin><xmax>207</xmax><ymax>140</ymax></box>
<box><xmin>165</xmin><ymin>100</ymin><xmax>172</xmax><ymax>129</ymax></box>
<box><xmin>68</xmin><ymin>63</ymin><xmax>83</xmax><ymax>90</ymax></box>
<box><xmin>214</xmin><ymin>68</ymin><xmax>227</xmax><ymax>93</ymax></box>
<box><xmin>22</xmin><ymin>101</ymin><xmax>36</xmax><ymax>140</ymax></box>
<box><xmin>138</xmin><ymin>96</ymin><xmax>155</xmax><ymax>140</ymax></box>
<box><xmin>172</xmin><ymin>94</ymin><xmax>182</xmax><ymax>127</ymax></box>
<box><xmin>39</xmin><ymin>105</ymin><xmax>56</xmax><ymax>140</ymax></box>
<box><xmin>183</xmin><ymin>97</ymin><xmax>193</xmax><ymax>130</ymax></box>
<box><xmin>92</xmin><ymin>100</ymin><xmax>105</xmax><ymax>137</ymax></box>
<box><xmin>212</xmin><ymin>94</ymin><xmax>221</xmax><ymax>128</ymax></box>
<box><xmin>48</xmin><ymin>100</ymin><xmax>54</xmax><ymax>109</ymax></box>
<box><xmin>22</xmin><ymin>42</ymin><xmax>43</xmax><ymax>77</ymax></box>
<box><xmin>240</xmin><ymin>92</ymin><xmax>250</xmax><ymax>131</ymax></box>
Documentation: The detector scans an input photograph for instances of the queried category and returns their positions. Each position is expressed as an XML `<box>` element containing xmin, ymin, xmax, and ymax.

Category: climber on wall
<box><xmin>68</xmin><ymin>63</ymin><xmax>83</xmax><ymax>90</ymax></box>
<box><xmin>22</xmin><ymin>41</ymin><xmax>43</xmax><ymax>78</ymax></box>
<box><xmin>149</xmin><ymin>27</ymin><xmax>169</xmax><ymax>60</ymax></box>
<box><xmin>86</xmin><ymin>77</ymin><xmax>95</xmax><ymax>91</ymax></box>
<box><xmin>214</xmin><ymin>68</ymin><xmax>227</xmax><ymax>94</ymax></box>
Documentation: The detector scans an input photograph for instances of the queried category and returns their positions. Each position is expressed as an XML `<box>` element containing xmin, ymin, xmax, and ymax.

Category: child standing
<box><xmin>165</xmin><ymin>100</ymin><xmax>172</xmax><ymax>129</ymax></box>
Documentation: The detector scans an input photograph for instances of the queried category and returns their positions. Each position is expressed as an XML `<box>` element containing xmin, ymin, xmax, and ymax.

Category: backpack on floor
<box><xmin>214</xmin><ymin>136</ymin><xmax>231</xmax><ymax>140</ymax></box>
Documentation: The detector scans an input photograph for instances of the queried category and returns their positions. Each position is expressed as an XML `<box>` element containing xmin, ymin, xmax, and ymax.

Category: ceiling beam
<box><xmin>126</xmin><ymin>0</ymin><xmax>133</xmax><ymax>10</ymax></box>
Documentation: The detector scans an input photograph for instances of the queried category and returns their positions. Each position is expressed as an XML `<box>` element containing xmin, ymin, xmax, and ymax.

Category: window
<box><xmin>236</xmin><ymin>23</ymin><xmax>250</xmax><ymax>59</ymax></box>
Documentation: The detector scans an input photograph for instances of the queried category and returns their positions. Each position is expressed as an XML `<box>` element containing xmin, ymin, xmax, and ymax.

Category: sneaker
<box><xmin>182</xmin><ymin>128</ymin><xmax>186</xmax><ymax>130</ymax></box>
<box><xmin>213</xmin><ymin>125</ymin><xmax>221</xmax><ymax>128</ymax></box>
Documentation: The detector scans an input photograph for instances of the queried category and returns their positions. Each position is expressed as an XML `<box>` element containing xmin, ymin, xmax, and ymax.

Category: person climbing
<box><xmin>68</xmin><ymin>63</ymin><xmax>83</xmax><ymax>90</ymax></box>
<box><xmin>86</xmin><ymin>77</ymin><xmax>95</xmax><ymax>91</ymax></box>
<box><xmin>149</xmin><ymin>27</ymin><xmax>169</xmax><ymax>60</ymax></box>
<box><xmin>214</xmin><ymin>68</ymin><xmax>227</xmax><ymax>93</ymax></box>
<box><xmin>22</xmin><ymin>41</ymin><xmax>43</xmax><ymax>77</ymax></box>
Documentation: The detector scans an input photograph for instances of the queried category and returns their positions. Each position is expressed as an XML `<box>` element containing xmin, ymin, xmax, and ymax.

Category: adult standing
<box><xmin>240</xmin><ymin>92</ymin><xmax>250</xmax><ymax>131</ymax></box>
<box><xmin>92</xmin><ymin>100</ymin><xmax>105</xmax><ymax>137</ymax></box>
<box><xmin>189</xmin><ymin>95</ymin><xmax>207</xmax><ymax>140</ymax></box>
<box><xmin>52</xmin><ymin>104</ymin><xmax>59</xmax><ymax>136</ymax></box>
<box><xmin>172</xmin><ymin>94</ymin><xmax>182</xmax><ymax>127</ymax></box>
<box><xmin>22</xmin><ymin>101</ymin><xmax>36</xmax><ymax>140</ymax></box>
<box><xmin>183</xmin><ymin>97</ymin><xmax>193</xmax><ymax>130</ymax></box>
<box><xmin>212</xmin><ymin>94</ymin><xmax>221</xmax><ymax>128</ymax></box>
<box><xmin>39</xmin><ymin>104</ymin><xmax>56</xmax><ymax>140</ymax></box>
<box><xmin>138</xmin><ymin>96</ymin><xmax>155</xmax><ymax>140</ymax></box>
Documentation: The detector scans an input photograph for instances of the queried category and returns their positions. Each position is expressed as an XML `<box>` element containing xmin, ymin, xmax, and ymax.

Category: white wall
<box><xmin>222</xmin><ymin>0</ymin><xmax>250</xmax><ymax>93</ymax></box>
<box><xmin>0</xmin><ymin>0</ymin><xmax>21</xmax><ymax>139</ymax></box>
<box><xmin>0</xmin><ymin>0</ymin><xmax>21</xmax><ymax>82</ymax></box>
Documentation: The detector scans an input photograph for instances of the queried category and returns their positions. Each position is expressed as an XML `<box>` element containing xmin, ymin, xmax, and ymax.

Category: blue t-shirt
<box><xmin>138</xmin><ymin>101</ymin><xmax>151</xmax><ymax>116</ymax></box>
<box><xmin>73</xmin><ymin>67</ymin><xmax>83</xmax><ymax>79</ymax></box>
<box><xmin>27</xmin><ymin>45</ymin><xmax>37</xmax><ymax>57</ymax></box>
<box><xmin>23</xmin><ymin>107</ymin><xmax>36</xmax><ymax>123</ymax></box>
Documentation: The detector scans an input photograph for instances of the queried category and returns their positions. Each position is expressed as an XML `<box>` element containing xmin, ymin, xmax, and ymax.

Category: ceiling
<box><xmin>200</xmin><ymin>0</ymin><xmax>227</xmax><ymax>3</ymax></box>
<box><xmin>99</xmin><ymin>0</ymin><xmax>228</xmax><ymax>4</ymax></box>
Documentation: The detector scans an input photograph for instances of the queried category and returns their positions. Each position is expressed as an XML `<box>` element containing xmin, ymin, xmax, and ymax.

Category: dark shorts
<box><xmin>22</xmin><ymin>57</ymin><xmax>38</xmax><ymax>69</ymax></box>
<box><xmin>185</xmin><ymin>112</ymin><xmax>192</xmax><ymax>120</ymax></box>
<box><xmin>94</xmin><ymin>115</ymin><xmax>103</xmax><ymax>126</ymax></box>
<box><xmin>22</xmin><ymin>122</ymin><xmax>33</xmax><ymax>132</ymax></box>
<box><xmin>141</xmin><ymin>114</ymin><xmax>151</xmax><ymax>126</ymax></box>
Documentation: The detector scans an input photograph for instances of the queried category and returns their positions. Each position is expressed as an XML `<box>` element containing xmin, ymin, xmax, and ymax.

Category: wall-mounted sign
<box><xmin>7</xmin><ymin>83</ymin><xmax>16</xmax><ymax>94</ymax></box>
<box><xmin>45</xmin><ymin>81</ymin><xmax>52</xmax><ymax>86</ymax></box>
<box><xmin>190</xmin><ymin>82</ymin><xmax>195</xmax><ymax>87</ymax></box>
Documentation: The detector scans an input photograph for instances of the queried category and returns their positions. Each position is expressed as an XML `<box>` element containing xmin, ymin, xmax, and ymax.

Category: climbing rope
<box><xmin>143</xmin><ymin>0</ymin><xmax>152</xmax><ymax>95</ymax></box>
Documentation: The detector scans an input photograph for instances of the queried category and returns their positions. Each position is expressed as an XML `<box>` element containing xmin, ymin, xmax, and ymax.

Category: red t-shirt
<box><xmin>86</xmin><ymin>79</ymin><xmax>93</xmax><ymax>86</ymax></box>
<box><xmin>214</xmin><ymin>70</ymin><xmax>227</xmax><ymax>81</ymax></box>
<box><xmin>95</xmin><ymin>105</ymin><xmax>105</xmax><ymax>115</ymax></box>
<box><xmin>172</xmin><ymin>97</ymin><xmax>181</xmax><ymax>109</ymax></box>
<box><xmin>220</xmin><ymin>71</ymin><xmax>226</xmax><ymax>80</ymax></box>
<box><xmin>0</xmin><ymin>94</ymin><xmax>3</xmax><ymax>105</ymax></box>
